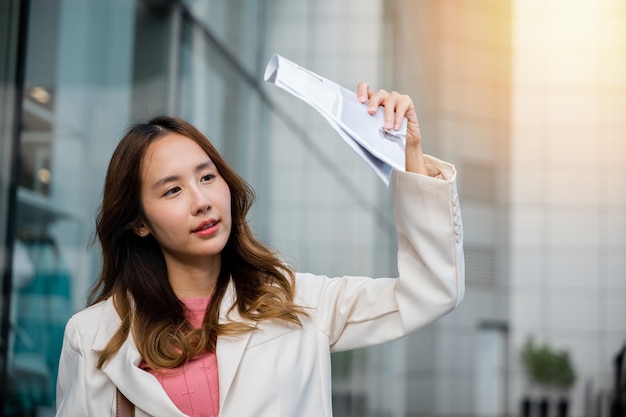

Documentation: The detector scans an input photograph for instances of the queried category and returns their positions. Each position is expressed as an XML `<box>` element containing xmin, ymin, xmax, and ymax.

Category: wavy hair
<box><xmin>89</xmin><ymin>116</ymin><xmax>306</xmax><ymax>370</ymax></box>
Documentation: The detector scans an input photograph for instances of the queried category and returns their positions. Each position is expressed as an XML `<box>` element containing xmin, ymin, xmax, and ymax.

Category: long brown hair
<box><xmin>90</xmin><ymin>116</ymin><xmax>306</xmax><ymax>370</ymax></box>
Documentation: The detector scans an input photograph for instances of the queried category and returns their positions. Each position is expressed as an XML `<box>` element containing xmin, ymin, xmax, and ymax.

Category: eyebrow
<box><xmin>151</xmin><ymin>161</ymin><xmax>216</xmax><ymax>191</ymax></box>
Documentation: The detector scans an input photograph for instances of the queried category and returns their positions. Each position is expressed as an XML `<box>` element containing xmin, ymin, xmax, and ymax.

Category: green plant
<box><xmin>552</xmin><ymin>351</ymin><xmax>576</xmax><ymax>388</ymax></box>
<box><xmin>520</xmin><ymin>337</ymin><xmax>577</xmax><ymax>389</ymax></box>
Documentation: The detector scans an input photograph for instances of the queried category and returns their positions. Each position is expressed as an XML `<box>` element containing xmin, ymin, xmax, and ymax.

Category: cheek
<box><xmin>144</xmin><ymin>204</ymin><xmax>180</xmax><ymax>236</ymax></box>
<box><xmin>223</xmin><ymin>191</ymin><xmax>233</xmax><ymax>224</ymax></box>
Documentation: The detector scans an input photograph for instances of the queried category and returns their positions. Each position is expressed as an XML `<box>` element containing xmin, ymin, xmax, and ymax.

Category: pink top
<box><xmin>141</xmin><ymin>297</ymin><xmax>219</xmax><ymax>417</ymax></box>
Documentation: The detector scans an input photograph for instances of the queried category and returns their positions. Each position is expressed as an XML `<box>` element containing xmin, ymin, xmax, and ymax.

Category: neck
<box><xmin>164</xmin><ymin>254</ymin><xmax>221</xmax><ymax>298</ymax></box>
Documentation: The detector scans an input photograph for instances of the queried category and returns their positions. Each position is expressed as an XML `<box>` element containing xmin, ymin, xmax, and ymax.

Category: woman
<box><xmin>55</xmin><ymin>83</ymin><xmax>464</xmax><ymax>417</ymax></box>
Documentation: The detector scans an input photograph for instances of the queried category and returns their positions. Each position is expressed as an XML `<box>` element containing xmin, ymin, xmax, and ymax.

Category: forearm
<box><xmin>392</xmin><ymin>157</ymin><xmax>465</xmax><ymax>331</ymax></box>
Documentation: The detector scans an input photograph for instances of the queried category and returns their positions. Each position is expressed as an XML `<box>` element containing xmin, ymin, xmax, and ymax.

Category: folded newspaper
<box><xmin>264</xmin><ymin>54</ymin><xmax>407</xmax><ymax>185</ymax></box>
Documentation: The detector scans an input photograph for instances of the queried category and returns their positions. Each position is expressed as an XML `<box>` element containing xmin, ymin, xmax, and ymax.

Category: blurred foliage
<box><xmin>521</xmin><ymin>337</ymin><xmax>577</xmax><ymax>389</ymax></box>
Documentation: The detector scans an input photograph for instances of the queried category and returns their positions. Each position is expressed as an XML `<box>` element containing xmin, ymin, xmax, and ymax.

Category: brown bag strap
<box><xmin>116</xmin><ymin>388</ymin><xmax>135</xmax><ymax>417</ymax></box>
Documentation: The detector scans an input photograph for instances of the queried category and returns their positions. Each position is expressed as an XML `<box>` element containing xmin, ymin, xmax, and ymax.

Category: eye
<box><xmin>200</xmin><ymin>173</ymin><xmax>216</xmax><ymax>182</ymax></box>
<box><xmin>163</xmin><ymin>186</ymin><xmax>181</xmax><ymax>197</ymax></box>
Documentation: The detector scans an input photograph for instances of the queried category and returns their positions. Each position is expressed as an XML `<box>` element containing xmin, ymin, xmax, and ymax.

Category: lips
<box><xmin>192</xmin><ymin>219</ymin><xmax>219</xmax><ymax>233</ymax></box>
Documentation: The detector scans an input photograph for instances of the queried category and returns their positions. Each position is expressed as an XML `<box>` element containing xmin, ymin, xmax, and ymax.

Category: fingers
<box><xmin>357</xmin><ymin>82</ymin><xmax>370</xmax><ymax>103</ymax></box>
<box><xmin>357</xmin><ymin>82</ymin><xmax>426</xmax><ymax>174</ymax></box>
<box><xmin>367</xmin><ymin>89</ymin><xmax>389</xmax><ymax>115</ymax></box>
<box><xmin>360</xmin><ymin>85</ymin><xmax>415</xmax><ymax>131</ymax></box>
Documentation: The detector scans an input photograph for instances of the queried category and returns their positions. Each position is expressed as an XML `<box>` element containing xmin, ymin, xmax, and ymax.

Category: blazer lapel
<box><xmin>93</xmin><ymin>299</ymin><xmax>188</xmax><ymax>417</ymax></box>
<box><xmin>216</xmin><ymin>280</ymin><xmax>256</xmax><ymax>408</ymax></box>
<box><xmin>92</xmin><ymin>282</ymin><xmax>257</xmax><ymax>416</ymax></box>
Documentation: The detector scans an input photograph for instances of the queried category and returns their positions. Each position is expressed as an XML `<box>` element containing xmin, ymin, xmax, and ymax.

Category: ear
<box><xmin>133</xmin><ymin>224</ymin><xmax>151</xmax><ymax>237</ymax></box>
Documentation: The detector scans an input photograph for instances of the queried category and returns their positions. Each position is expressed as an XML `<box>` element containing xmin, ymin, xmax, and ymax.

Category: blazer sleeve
<box><xmin>55</xmin><ymin>318</ymin><xmax>90</xmax><ymax>416</ymax></box>
<box><xmin>295</xmin><ymin>155</ymin><xmax>465</xmax><ymax>352</ymax></box>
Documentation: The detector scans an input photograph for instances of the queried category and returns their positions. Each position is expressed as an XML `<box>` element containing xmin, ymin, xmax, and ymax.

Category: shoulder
<box><xmin>64</xmin><ymin>298</ymin><xmax>118</xmax><ymax>344</ymax></box>
<box><xmin>68</xmin><ymin>299</ymin><xmax>112</xmax><ymax>326</ymax></box>
<box><xmin>292</xmin><ymin>272</ymin><xmax>326</xmax><ymax>306</ymax></box>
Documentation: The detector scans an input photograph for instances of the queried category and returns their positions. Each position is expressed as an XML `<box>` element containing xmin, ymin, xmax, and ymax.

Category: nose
<box><xmin>190</xmin><ymin>186</ymin><xmax>211</xmax><ymax>215</ymax></box>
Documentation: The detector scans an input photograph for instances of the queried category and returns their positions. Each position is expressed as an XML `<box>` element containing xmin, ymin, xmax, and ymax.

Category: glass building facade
<box><xmin>0</xmin><ymin>0</ymin><xmax>399</xmax><ymax>415</ymax></box>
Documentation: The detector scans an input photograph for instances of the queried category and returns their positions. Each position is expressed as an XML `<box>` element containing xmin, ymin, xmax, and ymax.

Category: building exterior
<box><xmin>386</xmin><ymin>1</ymin><xmax>513</xmax><ymax>415</ymax></box>
<box><xmin>1</xmin><ymin>1</ymin><xmax>625</xmax><ymax>417</ymax></box>
<box><xmin>509</xmin><ymin>1</ymin><xmax>626</xmax><ymax>415</ymax></box>
<box><xmin>0</xmin><ymin>0</ymin><xmax>405</xmax><ymax>415</ymax></box>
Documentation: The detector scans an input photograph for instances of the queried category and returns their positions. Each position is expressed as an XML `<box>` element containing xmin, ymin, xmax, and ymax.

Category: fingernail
<box><xmin>358</xmin><ymin>95</ymin><xmax>366</xmax><ymax>102</ymax></box>
<box><xmin>385</xmin><ymin>120</ymin><xmax>392</xmax><ymax>129</ymax></box>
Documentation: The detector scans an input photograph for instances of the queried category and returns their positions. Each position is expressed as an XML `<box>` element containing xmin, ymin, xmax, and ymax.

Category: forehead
<box><xmin>143</xmin><ymin>133</ymin><xmax>210</xmax><ymax>166</ymax></box>
<box><xmin>140</xmin><ymin>133</ymin><xmax>214</xmax><ymax>179</ymax></box>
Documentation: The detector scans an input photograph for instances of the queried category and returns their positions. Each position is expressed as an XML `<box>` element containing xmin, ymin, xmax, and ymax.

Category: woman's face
<box><xmin>136</xmin><ymin>133</ymin><xmax>232</xmax><ymax>269</ymax></box>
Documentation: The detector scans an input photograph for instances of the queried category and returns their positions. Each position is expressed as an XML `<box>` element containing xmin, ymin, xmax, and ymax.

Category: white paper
<box><xmin>264</xmin><ymin>54</ymin><xmax>406</xmax><ymax>185</ymax></box>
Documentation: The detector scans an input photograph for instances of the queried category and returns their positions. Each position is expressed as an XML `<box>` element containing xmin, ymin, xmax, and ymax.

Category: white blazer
<box><xmin>55</xmin><ymin>158</ymin><xmax>465</xmax><ymax>417</ymax></box>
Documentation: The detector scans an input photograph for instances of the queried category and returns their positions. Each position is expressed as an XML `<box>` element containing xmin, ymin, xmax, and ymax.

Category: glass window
<box><xmin>0</xmin><ymin>0</ymin><xmax>23</xmax><ymax>412</ymax></box>
<box><xmin>180</xmin><ymin>0</ymin><xmax>266</xmax><ymax>76</ymax></box>
<box><xmin>1</xmin><ymin>1</ymin><xmax>270</xmax><ymax>413</ymax></box>
<box><xmin>3</xmin><ymin>0</ymin><xmax>400</xmax><ymax>415</ymax></box>
<box><xmin>4</xmin><ymin>0</ymin><xmax>141</xmax><ymax>414</ymax></box>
